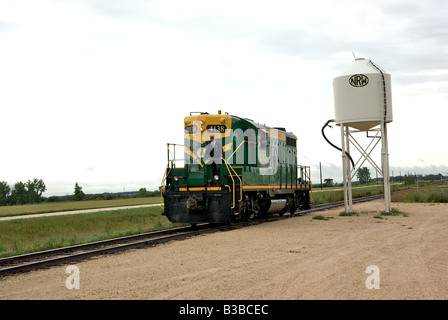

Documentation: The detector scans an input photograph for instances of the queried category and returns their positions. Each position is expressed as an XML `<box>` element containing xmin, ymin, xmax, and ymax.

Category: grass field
<box><xmin>0</xmin><ymin>197</ymin><xmax>160</xmax><ymax>218</ymax></box>
<box><xmin>0</xmin><ymin>206</ymin><xmax>172</xmax><ymax>258</ymax></box>
<box><xmin>311</xmin><ymin>182</ymin><xmax>407</xmax><ymax>205</ymax></box>
<box><xmin>391</xmin><ymin>185</ymin><xmax>448</xmax><ymax>203</ymax></box>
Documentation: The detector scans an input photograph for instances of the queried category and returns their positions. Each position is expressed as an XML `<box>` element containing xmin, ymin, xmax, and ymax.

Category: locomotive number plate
<box><xmin>185</xmin><ymin>125</ymin><xmax>198</xmax><ymax>134</ymax></box>
<box><xmin>207</xmin><ymin>125</ymin><xmax>226</xmax><ymax>133</ymax></box>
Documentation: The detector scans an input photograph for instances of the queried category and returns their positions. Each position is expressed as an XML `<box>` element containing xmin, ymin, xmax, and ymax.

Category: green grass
<box><xmin>380</xmin><ymin>207</ymin><xmax>409</xmax><ymax>217</ymax></box>
<box><xmin>339</xmin><ymin>211</ymin><xmax>357</xmax><ymax>216</ymax></box>
<box><xmin>372</xmin><ymin>207</ymin><xmax>409</xmax><ymax>219</ymax></box>
<box><xmin>0</xmin><ymin>206</ymin><xmax>174</xmax><ymax>258</ymax></box>
<box><xmin>312</xmin><ymin>215</ymin><xmax>330</xmax><ymax>221</ymax></box>
<box><xmin>312</xmin><ymin>183</ymin><xmax>448</xmax><ymax>205</ymax></box>
<box><xmin>0</xmin><ymin>197</ymin><xmax>160</xmax><ymax>218</ymax></box>
<box><xmin>392</xmin><ymin>186</ymin><xmax>448</xmax><ymax>203</ymax></box>
<box><xmin>311</xmin><ymin>183</ymin><xmax>406</xmax><ymax>205</ymax></box>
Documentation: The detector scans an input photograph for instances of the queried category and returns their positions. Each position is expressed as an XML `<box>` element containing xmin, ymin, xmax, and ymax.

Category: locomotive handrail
<box><xmin>300</xmin><ymin>165</ymin><xmax>312</xmax><ymax>187</ymax></box>
<box><xmin>222</xmin><ymin>158</ymin><xmax>236</xmax><ymax>209</ymax></box>
<box><xmin>166</xmin><ymin>143</ymin><xmax>187</xmax><ymax>168</ymax></box>
<box><xmin>299</xmin><ymin>165</ymin><xmax>313</xmax><ymax>201</ymax></box>
<box><xmin>278</xmin><ymin>164</ymin><xmax>312</xmax><ymax>189</ymax></box>
<box><xmin>223</xmin><ymin>141</ymin><xmax>244</xmax><ymax>204</ymax></box>
<box><xmin>167</xmin><ymin>144</ymin><xmax>174</xmax><ymax>163</ymax></box>
<box><xmin>226</xmin><ymin>140</ymin><xmax>246</xmax><ymax>163</ymax></box>
<box><xmin>160</xmin><ymin>161</ymin><xmax>172</xmax><ymax>208</ymax></box>
<box><xmin>221</xmin><ymin>157</ymin><xmax>243</xmax><ymax>209</ymax></box>
<box><xmin>227</xmin><ymin>159</ymin><xmax>243</xmax><ymax>202</ymax></box>
<box><xmin>162</xmin><ymin>142</ymin><xmax>186</xmax><ymax>208</ymax></box>
<box><xmin>161</xmin><ymin>143</ymin><xmax>181</xmax><ymax>208</ymax></box>
<box><xmin>188</xmin><ymin>148</ymin><xmax>204</xmax><ymax>168</ymax></box>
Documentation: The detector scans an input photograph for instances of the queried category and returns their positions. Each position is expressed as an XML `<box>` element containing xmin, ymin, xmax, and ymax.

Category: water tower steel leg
<box><xmin>341</xmin><ymin>125</ymin><xmax>350</xmax><ymax>213</ymax></box>
<box><xmin>346</xmin><ymin>127</ymin><xmax>353</xmax><ymax>211</ymax></box>
<box><xmin>381</xmin><ymin>121</ymin><xmax>391</xmax><ymax>212</ymax></box>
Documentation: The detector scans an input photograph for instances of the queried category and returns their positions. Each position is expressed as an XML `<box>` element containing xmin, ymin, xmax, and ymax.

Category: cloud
<box><xmin>1</xmin><ymin>0</ymin><xmax>447</xmax><ymax>196</ymax></box>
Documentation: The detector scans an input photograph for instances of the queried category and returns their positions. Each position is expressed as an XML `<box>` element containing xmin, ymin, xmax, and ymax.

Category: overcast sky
<box><xmin>1</xmin><ymin>0</ymin><xmax>447</xmax><ymax>196</ymax></box>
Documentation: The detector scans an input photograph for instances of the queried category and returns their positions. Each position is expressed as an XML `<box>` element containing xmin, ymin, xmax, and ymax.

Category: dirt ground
<box><xmin>1</xmin><ymin>200</ymin><xmax>447</xmax><ymax>300</ymax></box>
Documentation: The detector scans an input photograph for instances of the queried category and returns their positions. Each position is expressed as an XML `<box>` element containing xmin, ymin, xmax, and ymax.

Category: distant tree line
<box><xmin>0</xmin><ymin>180</ymin><xmax>161</xmax><ymax>206</ymax></box>
<box><xmin>47</xmin><ymin>185</ymin><xmax>160</xmax><ymax>202</ymax></box>
<box><xmin>0</xmin><ymin>178</ymin><xmax>46</xmax><ymax>206</ymax></box>
<box><xmin>315</xmin><ymin>169</ymin><xmax>447</xmax><ymax>188</ymax></box>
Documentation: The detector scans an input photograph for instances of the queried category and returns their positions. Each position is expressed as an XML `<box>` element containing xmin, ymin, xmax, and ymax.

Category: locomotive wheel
<box><xmin>243</xmin><ymin>199</ymin><xmax>256</xmax><ymax>222</ymax></box>
<box><xmin>241</xmin><ymin>209</ymin><xmax>255</xmax><ymax>222</ymax></box>
<box><xmin>288</xmin><ymin>196</ymin><xmax>297</xmax><ymax>215</ymax></box>
<box><xmin>297</xmin><ymin>197</ymin><xmax>304</xmax><ymax>211</ymax></box>
<box><xmin>236</xmin><ymin>200</ymin><xmax>247</xmax><ymax>222</ymax></box>
<box><xmin>244</xmin><ymin>212</ymin><xmax>254</xmax><ymax>222</ymax></box>
<box><xmin>242</xmin><ymin>208</ymin><xmax>254</xmax><ymax>222</ymax></box>
<box><xmin>237</xmin><ymin>197</ymin><xmax>252</xmax><ymax>222</ymax></box>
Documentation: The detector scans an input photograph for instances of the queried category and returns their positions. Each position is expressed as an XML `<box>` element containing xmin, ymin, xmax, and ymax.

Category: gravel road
<box><xmin>1</xmin><ymin>200</ymin><xmax>447</xmax><ymax>300</ymax></box>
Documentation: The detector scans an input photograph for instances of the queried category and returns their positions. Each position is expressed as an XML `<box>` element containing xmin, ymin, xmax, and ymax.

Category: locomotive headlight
<box><xmin>173</xmin><ymin>176</ymin><xmax>179</xmax><ymax>182</ymax></box>
<box><xmin>214</xmin><ymin>175</ymin><xmax>219</xmax><ymax>181</ymax></box>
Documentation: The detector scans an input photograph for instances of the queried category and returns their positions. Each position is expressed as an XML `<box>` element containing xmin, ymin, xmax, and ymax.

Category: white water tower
<box><xmin>331</xmin><ymin>57</ymin><xmax>393</xmax><ymax>212</ymax></box>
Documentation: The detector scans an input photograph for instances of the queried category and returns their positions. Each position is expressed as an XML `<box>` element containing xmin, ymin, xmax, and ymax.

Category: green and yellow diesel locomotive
<box><xmin>161</xmin><ymin>111</ymin><xmax>311</xmax><ymax>225</ymax></box>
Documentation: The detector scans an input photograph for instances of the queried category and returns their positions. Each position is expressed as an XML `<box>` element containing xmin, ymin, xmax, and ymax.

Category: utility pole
<box><xmin>320</xmin><ymin>162</ymin><xmax>323</xmax><ymax>190</ymax></box>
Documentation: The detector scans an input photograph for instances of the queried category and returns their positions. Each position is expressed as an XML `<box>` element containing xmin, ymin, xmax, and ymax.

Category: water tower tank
<box><xmin>333</xmin><ymin>58</ymin><xmax>393</xmax><ymax>131</ymax></box>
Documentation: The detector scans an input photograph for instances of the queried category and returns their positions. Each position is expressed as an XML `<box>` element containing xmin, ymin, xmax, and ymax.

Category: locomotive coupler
<box><xmin>186</xmin><ymin>195</ymin><xmax>198</xmax><ymax>211</ymax></box>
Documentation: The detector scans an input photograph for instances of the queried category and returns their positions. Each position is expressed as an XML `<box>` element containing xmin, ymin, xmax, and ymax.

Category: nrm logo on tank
<box><xmin>349</xmin><ymin>74</ymin><xmax>369</xmax><ymax>87</ymax></box>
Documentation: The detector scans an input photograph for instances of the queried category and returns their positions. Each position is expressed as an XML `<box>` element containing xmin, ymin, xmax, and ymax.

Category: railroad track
<box><xmin>0</xmin><ymin>194</ymin><xmax>384</xmax><ymax>277</ymax></box>
<box><xmin>0</xmin><ymin>224</ymin><xmax>220</xmax><ymax>277</ymax></box>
